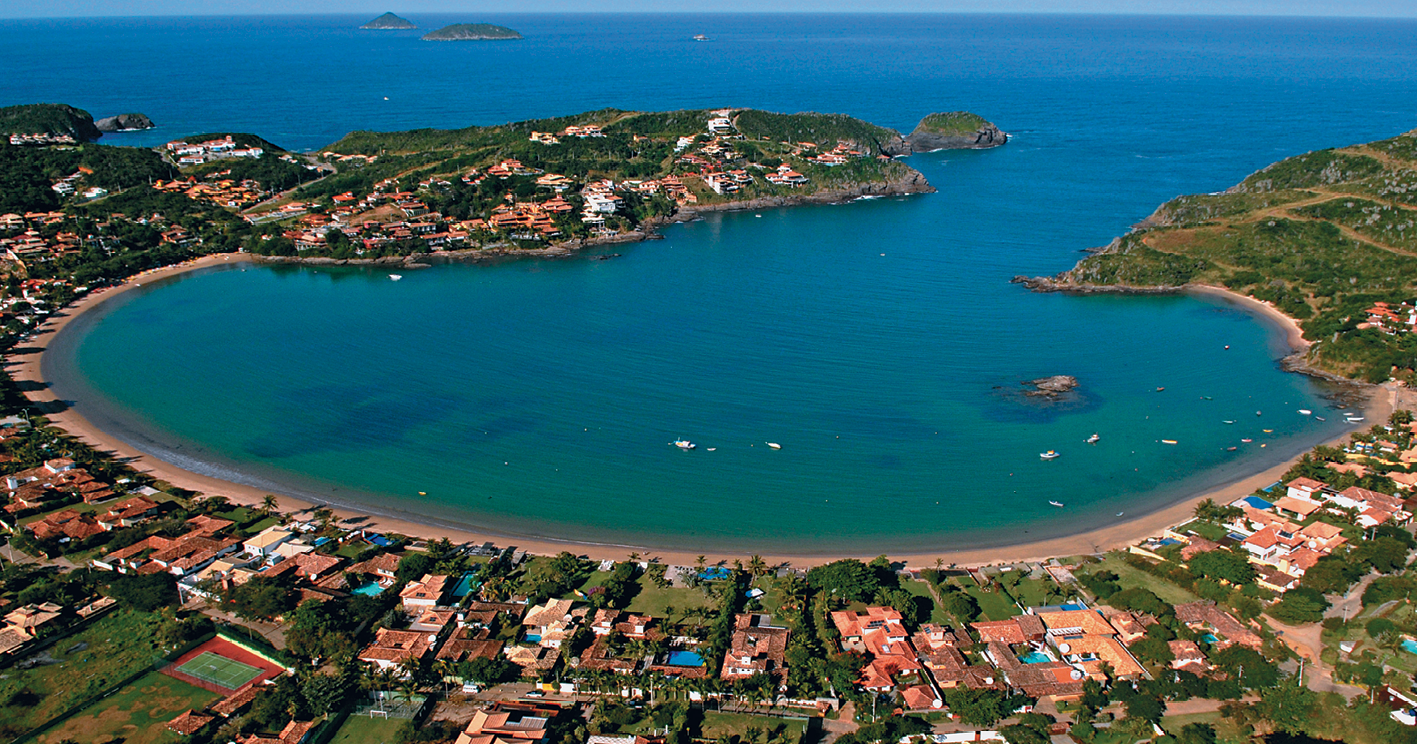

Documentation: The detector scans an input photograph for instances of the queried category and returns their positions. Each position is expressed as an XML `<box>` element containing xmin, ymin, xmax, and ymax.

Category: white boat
<box><xmin>1316</xmin><ymin>416</ymin><xmax>1325</xmax><ymax>421</ymax></box>
<box><xmin>693</xmin><ymin>33</ymin><xmax>710</xmax><ymax>41</ymax></box>
<box><xmin>1086</xmin><ymin>433</ymin><xmax>1100</xmax><ymax>444</ymax></box>
<box><xmin>1223</xmin><ymin>420</ymin><xmax>1236</xmax><ymax>424</ymax></box>
<box><xmin>1346</xmin><ymin>417</ymin><xmax>1365</xmax><ymax>423</ymax></box>
<box><xmin>1040</xmin><ymin>450</ymin><xmax>1060</xmax><ymax>460</ymax></box>
<box><xmin>1298</xmin><ymin>409</ymin><xmax>1312</xmax><ymax>415</ymax></box>
<box><xmin>766</xmin><ymin>442</ymin><xmax>782</xmax><ymax>449</ymax></box>
<box><xmin>389</xmin><ymin>274</ymin><xmax>403</xmax><ymax>281</ymax></box>
<box><xmin>706</xmin><ymin>447</ymin><xmax>716</xmax><ymax>451</ymax></box>
<box><xmin>672</xmin><ymin>440</ymin><xmax>696</xmax><ymax>450</ymax></box>
<box><xmin>1116</xmin><ymin>511</ymin><xmax>1125</xmax><ymax>517</ymax></box>
<box><xmin>1161</xmin><ymin>439</ymin><xmax>1178</xmax><ymax>445</ymax></box>
<box><xmin>1049</xmin><ymin>500</ymin><xmax>1065</xmax><ymax>507</ymax></box>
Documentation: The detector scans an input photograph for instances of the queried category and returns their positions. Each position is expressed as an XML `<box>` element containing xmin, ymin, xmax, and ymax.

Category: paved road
<box><xmin>821</xmin><ymin>701</ymin><xmax>859</xmax><ymax>744</ymax></box>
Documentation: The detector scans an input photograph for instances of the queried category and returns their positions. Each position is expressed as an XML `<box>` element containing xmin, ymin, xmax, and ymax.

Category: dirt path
<box><xmin>1263</xmin><ymin>614</ymin><xmax>1365</xmax><ymax>700</ymax></box>
<box><xmin>820</xmin><ymin>701</ymin><xmax>859</xmax><ymax>744</ymax></box>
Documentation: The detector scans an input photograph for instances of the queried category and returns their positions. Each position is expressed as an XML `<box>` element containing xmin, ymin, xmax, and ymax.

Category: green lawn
<box><xmin>943</xmin><ymin>579</ymin><xmax>1019</xmax><ymax>621</ymax></box>
<box><xmin>625</xmin><ymin>575</ymin><xmax>713</xmax><ymax>618</ymax></box>
<box><xmin>899</xmin><ymin>580</ymin><xmax>950</xmax><ymax>624</ymax></box>
<box><xmin>1005</xmin><ymin>576</ymin><xmax>1064</xmax><ymax>609</ymax></box>
<box><xmin>1081</xmin><ymin>554</ymin><xmax>1201</xmax><ymax>607</ymax></box>
<box><xmin>35</xmin><ymin>671</ymin><xmax>217</xmax><ymax>744</ymax></box>
<box><xmin>327</xmin><ymin>714</ymin><xmax>407</xmax><ymax>744</ymax></box>
<box><xmin>631</xmin><ymin>710</ymin><xmax>807</xmax><ymax>743</ymax></box>
<box><xmin>1161</xmin><ymin>710</ymin><xmax>1253</xmax><ymax>744</ymax></box>
<box><xmin>0</xmin><ymin>609</ymin><xmax>167</xmax><ymax>736</ymax></box>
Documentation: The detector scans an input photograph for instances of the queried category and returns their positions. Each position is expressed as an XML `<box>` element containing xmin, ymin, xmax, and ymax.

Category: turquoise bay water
<box><xmin>14</xmin><ymin>13</ymin><xmax>1417</xmax><ymax>554</ymax></box>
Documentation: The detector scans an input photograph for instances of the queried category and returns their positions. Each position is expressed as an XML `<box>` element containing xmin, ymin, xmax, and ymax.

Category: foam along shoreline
<box><xmin>7</xmin><ymin>256</ymin><xmax>1391</xmax><ymax>568</ymax></box>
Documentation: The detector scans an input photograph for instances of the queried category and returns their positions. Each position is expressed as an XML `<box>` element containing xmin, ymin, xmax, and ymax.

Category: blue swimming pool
<box><xmin>353</xmin><ymin>582</ymin><xmax>384</xmax><ymax>596</ymax></box>
<box><xmin>698</xmin><ymin>567</ymin><xmax>733</xmax><ymax>581</ymax></box>
<box><xmin>451</xmin><ymin>574</ymin><xmax>479</xmax><ymax>598</ymax></box>
<box><xmin>1019</xmin><ymin>651</ymin><xmax>1052</xmax><ymax>664</ymax></box>
<box><xmin>1401</xmin><ymin>638</ymin><xmax>1417</xmax><ymax>655</ymax></box>
<box><xmin>525</xmin><ymin>634</ymin><xmax>542</xmax><ymax>644</ymax></box>
<box><xmin>1202</xmin><ymin>633</ymin><xmax>1220</xmax><ymax>644</ymax></box>
<box><xmin>1060</xmin><ymin>603</ymin><xmax>1086</xmax><ymax>611</ymax></box>
<box><xmin>667</xmin><ymin>650</ymin><xmax>705</xmax><ymax>667</ymax></box>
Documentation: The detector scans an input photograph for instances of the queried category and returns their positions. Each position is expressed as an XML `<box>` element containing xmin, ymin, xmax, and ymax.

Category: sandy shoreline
<box><xmin>5</xmin><ymin>255</ymin><xmax>1393</xmax><ymax>568</ymax></box>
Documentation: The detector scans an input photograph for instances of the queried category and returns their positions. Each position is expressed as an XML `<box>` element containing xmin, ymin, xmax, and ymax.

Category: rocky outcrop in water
<box><xmin>95</xmin><ymin>113</ymin><xmax>154</xmax><ymax>132</ymax></box>
<box><xmin>883</xmin><ymin>112</ymin><xmax>1008</xmax><ymax>155</ymax></box>
<box><xmin>1023</xmin><ymin>375</ymin><xmax>1079</xmax><ymax>398</ymax></box>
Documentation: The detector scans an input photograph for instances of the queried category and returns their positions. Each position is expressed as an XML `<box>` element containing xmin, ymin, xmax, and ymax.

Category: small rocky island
<box><xmin>900</xmin><ymin>112</ymin><xmax>1008</xmax><ymax>152</ymax></box>
<box><xmin>421</xmin><ymin>23</ymin><xmax>522</xmax><ymax>41</ymax></box>
<box><xmin>95</xmin><ymin>113</ymin><xmax>154</xmax><ymax>132</ymax></box>
<box><xmin>361</xmin><ymin>12</ymin><xmax>416</xmax><ymax>30</ymax></box>
<box><xmin>1022</xmin><ymin>375</ymin><xmax>1079</xmax><ymax>399</ymax></box>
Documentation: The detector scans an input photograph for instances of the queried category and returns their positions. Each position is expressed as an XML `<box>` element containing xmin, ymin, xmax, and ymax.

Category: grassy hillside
<box><xmin>0</xmin><ymin>103</ymin><xmax>102</xmax><ymax>142</ymax></box>
<box><xmin>1042</xmin><ymin>127</ymin><xmax>1417</xmax><ymax>383</ymax></box>
<box><xmin>914</xmin><ymin>111</ymin><xmax>989</xmax><ymax>135</ymax></box>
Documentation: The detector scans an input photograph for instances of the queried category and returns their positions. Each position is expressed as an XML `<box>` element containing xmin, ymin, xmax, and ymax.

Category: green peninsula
<box><xmin>360</xmin><ymin>12</ymin><xmax>415</xmax><ymax>29</ymax></box>
<box><xmin>1019</xmin><ymin>127</ymin><xmax>1417</xmax><ymax>383</ymax></box>
<box><xmin>0</xmin><ymin>103</ymin><xmax>103</xmax><ymax>144</ymax></box>
<box><xmin>421</xmin><ymin>23</ymin><xmax>522</xmax><ymax>41</ymax></box>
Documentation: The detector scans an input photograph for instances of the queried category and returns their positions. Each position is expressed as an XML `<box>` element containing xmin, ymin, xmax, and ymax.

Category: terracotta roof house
<box><xmin>1174</xmin><ymin>601</ymin><xmax>1262</xmax><ymax>649</ymax></box>
<box><xmin>832</xmin><ymin>606</ymin><xmax>910</xmax><ymax>656</ymax></box>
<box><xmin>358</xmin><ymin>628</ymin><xmax>436</xmax><ymax>672</ymax></box>
<box><xmin>348</xmin><ymin>552</ymin><xmax>402</xmax><ymax>580</ymax></box>
<box><xmin>1036</xmin><ymin>610</ymin><xmax>1116</xmax><ymax>638</ymax></box>
<box><xmin>211</xmin><ymin>683</ymin><xmax>262</xmax><ymax>717</ymax></box>
<box><xmin>237</xmin><ymin>720</ymin><xmax>315</xmax><ymax>744</ymax></box>
<box><xmin>972</xmin><ymin>615</ymin><xmax>1045</xmax><ymax>645</ymax></box>
<box><xmin>1169</xmin><ymin>640</ymin><xmax>1209</xmax><ymax>673</ymax></box>
<box><xmin>720</xmin><ymin>613</ymin><xmax>790</xmax><ymax>684</ymax></box>
<box><xmin>522</xmin><ymin>599</ymin><xmax>583</xmax><ymax>648</ymax></box>
<box><xmin>437</xmin><ymin>627</ymin><xmax>504</xmax><ymax>663</ymax></box>
<box><xmin>167</xmin><ymin>709</ymin><xmax>216</xmax><ymax>736</ymax></box>
<box><xmin>455</xmin><ymin>701</ymin><xmax>562</xmax><ymax>744</ymax></box>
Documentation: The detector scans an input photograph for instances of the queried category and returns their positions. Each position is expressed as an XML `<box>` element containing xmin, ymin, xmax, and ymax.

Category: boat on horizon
<box><xmin>693</xmin><ymin>34</ymin><xmax>710</xmax><ymax>41</ymax></box>
<box><xmin>673</xmin><ymin>440</ymin><xmax>696</xmax><ymax>450</ymax></box>
<box><xmin>1049</xmin><ymin>500</ymin><xmax>1064</xmax><ymax>507</ymax></box>
<box><xmin>1086</xmin><ymin>433</ymin><xmax>1100</xmax><ymax>444</ymax></box>
<box><xmin>1040</xmin><ymin>450</ymin><xmax>1060</xmax><ymax>460</ymax></box>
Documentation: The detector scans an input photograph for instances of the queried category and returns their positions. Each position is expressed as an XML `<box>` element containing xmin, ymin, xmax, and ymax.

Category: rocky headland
<box><xmin>95</xmin><ymin>113</ymin><xmax>155</xmax><ymax>132</ymax></box>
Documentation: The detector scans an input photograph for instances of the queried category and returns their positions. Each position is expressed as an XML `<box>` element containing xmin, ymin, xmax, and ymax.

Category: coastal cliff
<box><xmin>1015</xmin><ymin>126</ymin><xmax>1417</xmax><ymax>385</ymax></box>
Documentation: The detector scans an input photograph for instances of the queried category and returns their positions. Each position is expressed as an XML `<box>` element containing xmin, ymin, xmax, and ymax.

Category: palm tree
<box><xmin>695</xmin><ymin>555</ymin><xmax>707</xmax><ymax>572</ymax></box>
<box><xmin>748</xmin><ymin>555</ymin><xmax>768</xmax><ymax>577</ymax></box>
<box><xmin>261</xmin><ymin>494</ymin><xmax>279</xmax><ymax>516</ymax></box>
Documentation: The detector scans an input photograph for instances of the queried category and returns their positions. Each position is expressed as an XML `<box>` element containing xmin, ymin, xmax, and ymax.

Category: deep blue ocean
<box><xmin>8</xmin><ymin>14</ymin><xmax>1417</xmax><ymax>553</ymax></box>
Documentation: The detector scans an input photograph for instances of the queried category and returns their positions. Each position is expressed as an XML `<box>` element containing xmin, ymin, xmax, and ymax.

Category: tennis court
<box><xmin>173</xmin><ymin>651</ymin><xmax>264</xmax><ymax>691</ymax></box>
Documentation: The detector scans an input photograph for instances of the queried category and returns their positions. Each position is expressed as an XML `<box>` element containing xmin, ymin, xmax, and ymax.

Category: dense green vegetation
<box><xmin>421</xmin><ymin>23</ymin><xmax>522</xmax><ymax>40</ymax></box>
<box><xmin>1043</xmin><ymin>127</ymin><xmax>1417</xmax><ymax>382</ymax></box>
<box><xmin>0</xmin><ymin>140</ymin><xmax>177</xmax><ymax>212</ymax></box>
<box><xmin>0</xmin><ymin>103</ymin><xmax>102</xmax><ymax>141</ymax></box>
<box><xmin>914</xmin><ymin>111</ymin><xmax>988</xmax><ymax>135</ymax></box>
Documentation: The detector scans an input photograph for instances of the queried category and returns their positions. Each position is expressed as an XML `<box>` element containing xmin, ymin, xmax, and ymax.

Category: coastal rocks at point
<box><xmin>882</xmin><ymin>112</ymin><xmax>1008</xmax><ymax>155</ymax></box>
<box><xmin>1023</xmin><ymin>375</ymin><xmax>1079</xmax><ymax>399</ymax></box>
<box><xmin>95</xmin><ymin>113</ymin><xmax>155</xmax><ymax>132</ymax></box>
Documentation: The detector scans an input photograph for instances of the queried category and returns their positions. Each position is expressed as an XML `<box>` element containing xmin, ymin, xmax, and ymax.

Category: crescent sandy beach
<box><xmin>5</xmin><ymin>253</ymin><xmax>1398</xmax><ymax>568</ymax></box>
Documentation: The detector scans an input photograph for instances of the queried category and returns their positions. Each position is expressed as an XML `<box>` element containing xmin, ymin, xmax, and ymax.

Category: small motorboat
<box><xmin>1116</xmin><ymin>511</ymin><xmax>1124</xmax><ymax>517</ymax></box>
<box><xmin>389</xmin><ymin>274</ymin><xmax>403</xmax><ymax>281</ymax></box>
<box><xmin>1256</xmin><ymin>411</ymin><xmax>1263</xmax><ymax>416</ymax></box>
<box><xmin>1049</xmin><ymin>500</ymin><xmax>1065</xmax><ymax>507</ymax></box>
<box><xmin>766</xmin><ymin>442</ymin><xmax>782</xmax><ymax>449</ymax></box>
<box><xmin>1223</xmin><ymin>420</ymin><xmax>1236</xmax><ymax>424</ymax></box>
<box><xmin>1346</xmin><ymin>416</ymin><xmax>1366</xmax><ymax>423</ymax></box>
<box><xmin>706</xmin><ymin>447</ymin><xmax>716</xmax><ymax>451</ymax></box>
<box><xmin>1241</xmin><ymin>438</ymin><xmax>1253</xmax><ymax>443</ymax></box>
<box><xmin>693</xmin><ymin>33</ymin><xmax>710</xmax><ymax>41</ymax></box>
<box><xmin>673</xmin><ymin>440</ymin><xmax>696</xmax><ymax>450</ymax></box>
<box><xmin>1316</xmin><ymin>416</ymin><xmax>1326</xmax><ymax>421</ymax></box>
<box><xmin>1156</xmin><ymin>387</ymin><xmax>1165</xmax><ymax>392</ymax></box>
<box><xmin>1086</xmin><ymin>433</ymin><xmax>1100</xmax><ymax>444</ymax></box>
<box><xmin>1227</xmin><ymin>446</ymin><xmax>1238</xmax><ymax>451</ymax></box>
<box><xmin>1040</xmin><ymin>450</ymin><xmax>1061</xmax><ymax>460</ymax></box>
<box><xmin>1263</xmin><ymin>429</ymin><xmax>1273</xmax><ymax>433</ymax></box>
<box><xmin>1161</xmin><ymin>439</ymin><xmax>1178</xmax><ymax>445</ymax></box>
<box><xmin>1298</xmin><ymin>409</ymin><xmax>1312</xmax><ymax>415</ymax></box>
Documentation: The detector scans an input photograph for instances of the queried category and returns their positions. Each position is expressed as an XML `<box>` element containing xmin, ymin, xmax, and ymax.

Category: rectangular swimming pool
<box><xmin>353</xmin><ymin>582</ymin><xmax>384</xmax><ymax>596</ymax></box>
<box><xmin>666</xmin><ymin>650</ymin><xmax>705</xmax><ymax>667</ymax></box>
